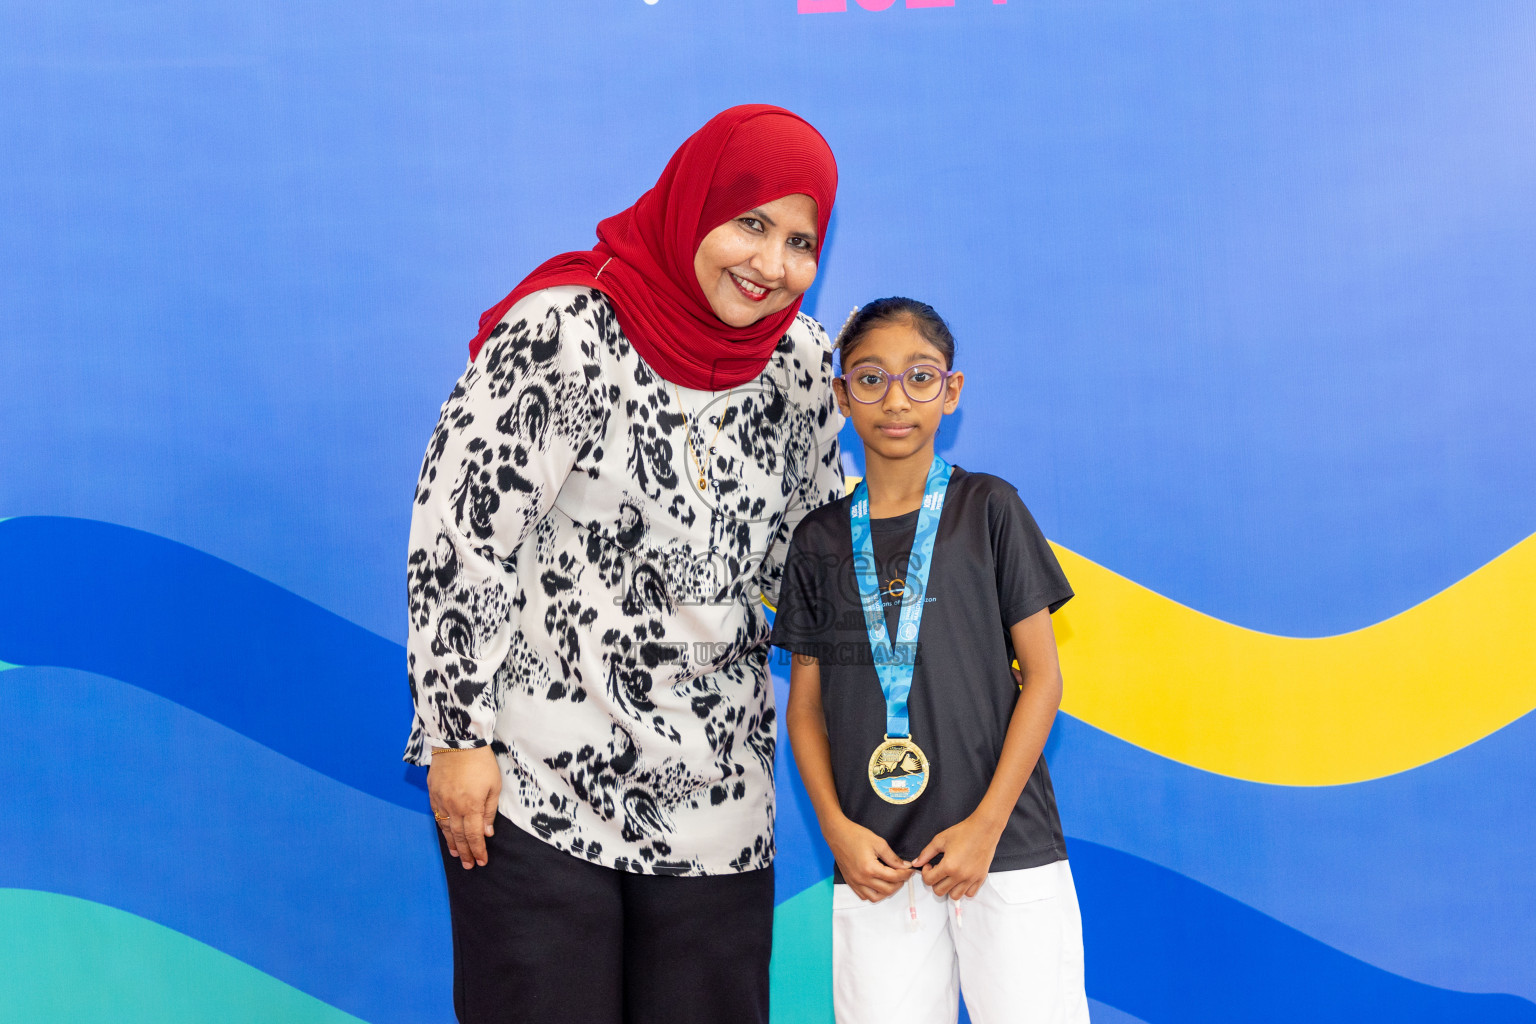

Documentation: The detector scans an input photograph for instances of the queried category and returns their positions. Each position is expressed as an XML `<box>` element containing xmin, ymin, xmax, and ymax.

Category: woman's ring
<box><xmin>434</xmin><ymin>811</ymin><xmax>451</xmax><ymax>821</ymax></box>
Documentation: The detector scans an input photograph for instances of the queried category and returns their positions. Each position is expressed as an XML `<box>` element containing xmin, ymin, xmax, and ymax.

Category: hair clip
<box><xmin>834</xmin><ymin>305</ymin><xmax>861</xmax><ymax>348</ymax></box>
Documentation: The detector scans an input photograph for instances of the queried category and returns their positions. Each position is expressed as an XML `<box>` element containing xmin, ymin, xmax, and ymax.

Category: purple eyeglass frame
<box><xmin>836</xmin><ymin>363</ymin><xmax>954</xmax><ymax>404</ymax></box>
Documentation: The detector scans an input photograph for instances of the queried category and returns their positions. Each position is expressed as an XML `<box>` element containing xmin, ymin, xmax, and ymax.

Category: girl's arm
<box><xmin>911</xmin><ymin>606</ymin><xmax>1064</xmax><ymax>898</ymax></box>
<box><xmin>786</xmin><ymin>652</ymin><xmax>913</xmax><ymax>902</ymax></box>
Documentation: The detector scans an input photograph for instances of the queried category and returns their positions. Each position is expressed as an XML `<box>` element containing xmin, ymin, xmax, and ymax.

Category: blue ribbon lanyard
<box><xmin>848</xmin><ymin>455</ymin><xmax>952</xmax><ymax>739</ymax></box>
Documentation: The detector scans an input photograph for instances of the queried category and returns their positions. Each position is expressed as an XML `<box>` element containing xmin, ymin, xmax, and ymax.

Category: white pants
<box><xmin>832</xmin><ymin>859</ymin><xmax>1090</xmax><ymax>1024</ymax></box>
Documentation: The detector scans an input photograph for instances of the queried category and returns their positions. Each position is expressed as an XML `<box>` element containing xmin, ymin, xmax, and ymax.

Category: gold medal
<box><xmin>867</xmin><ymin>736</ymin><xmax>930</xmax><ymax>805</ymax></box>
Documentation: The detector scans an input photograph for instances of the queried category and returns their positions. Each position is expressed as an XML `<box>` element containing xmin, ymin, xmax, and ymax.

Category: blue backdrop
<box><xmin>3</xmin><ymin>2</ymin><xmax>1534</xmax><ymax>1022</ymax></box>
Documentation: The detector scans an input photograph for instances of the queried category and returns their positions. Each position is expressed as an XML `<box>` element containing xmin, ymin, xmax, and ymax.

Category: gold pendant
<box><xmin>698</xmin><ymin>476</ymin><xmax>707</xmax><ymax>490</ymax></box>
<box><xmin>868</xmin><ymin>736</ymin><xmax>929</xmax><ymax>805</ymax></box>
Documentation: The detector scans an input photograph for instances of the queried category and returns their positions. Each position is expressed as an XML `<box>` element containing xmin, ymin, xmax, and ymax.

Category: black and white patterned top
<box><xmin>404</xmin><ymin>286</ymin><xmax>845</xmax><ymax>875</ymax></box>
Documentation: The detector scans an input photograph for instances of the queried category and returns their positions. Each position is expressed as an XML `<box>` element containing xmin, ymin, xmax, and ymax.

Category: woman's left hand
<box><xmin>911</xmin><ymin>814</ymin><xmax>1005</xmax><ymax>900</ymax></box>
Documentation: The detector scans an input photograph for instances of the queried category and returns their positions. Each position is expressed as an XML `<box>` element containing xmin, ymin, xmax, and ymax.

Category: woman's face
<box><xmin>693</xmin><ymin>193</ymin><xmax>820</xmax><ymax>328</ymax></box>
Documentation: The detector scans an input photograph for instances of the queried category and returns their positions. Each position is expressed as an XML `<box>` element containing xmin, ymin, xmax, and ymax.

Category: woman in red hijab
<box><xmin>404</xmin><ymin>105</ymin><xmax>844</xmax><ymax>1024</ymax></box>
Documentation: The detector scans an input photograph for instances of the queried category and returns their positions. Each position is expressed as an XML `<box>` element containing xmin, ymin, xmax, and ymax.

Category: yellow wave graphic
<box><xmin>1051</xmin><ymin>533</ymin><xmax>1536</xmax><ymax>785</ymax></box>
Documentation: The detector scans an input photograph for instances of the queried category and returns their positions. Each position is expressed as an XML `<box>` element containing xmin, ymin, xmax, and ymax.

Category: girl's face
<box><xmin>834</xmin><ymin>319</ymin><xmax>963</xmax><ymax>463</ymax></box>
<box><xmin>693</xmin><ymin>193</ymin><xmax>820</xmax><ymax>328</ymax></box>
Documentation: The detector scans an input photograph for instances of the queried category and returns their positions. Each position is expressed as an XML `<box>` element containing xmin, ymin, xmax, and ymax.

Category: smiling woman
<box><xmin>694</xmin><ymin>195</ymin><xmax>821</xmax><ymax>327</ymax></box>
<box><xmin>405</xmin><ymin>106</ymin><xmax>844</xmax><ymax>1024</ymax></box>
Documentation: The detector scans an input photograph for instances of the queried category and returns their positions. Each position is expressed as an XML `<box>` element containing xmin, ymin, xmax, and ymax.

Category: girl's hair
<box><xmin>834</xmin><ymin>296</ymin><xmax>956</xmax><ymax>369</ymax></box>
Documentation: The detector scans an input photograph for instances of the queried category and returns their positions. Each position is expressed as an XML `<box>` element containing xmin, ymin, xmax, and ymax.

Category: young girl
<box><xmin>772</xmin><ymin>297</ymin><xmax>1089</xmax><ymax>1024</ymax></box>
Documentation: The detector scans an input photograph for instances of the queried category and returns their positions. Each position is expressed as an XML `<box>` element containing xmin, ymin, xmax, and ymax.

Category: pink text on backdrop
<box><xmin>799</xmin><ymin>0</ymin><xmax>1007</xmax><ymax>12</ymax></box>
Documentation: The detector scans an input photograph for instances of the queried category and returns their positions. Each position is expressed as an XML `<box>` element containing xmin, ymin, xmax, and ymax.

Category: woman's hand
<box><xmin>825</xmin><ymin>816</ymin><xmax>912</xmax><ymax>903</ymax></box>
<box><xmin>912</xmin><ymin>814</ymin><xmax>1004</xmax><ymax>900</ymax></box>
<box><xmin>428</xmin><ymin>746</ymin><xmax>502</xmax><ymax>869</ymax></box>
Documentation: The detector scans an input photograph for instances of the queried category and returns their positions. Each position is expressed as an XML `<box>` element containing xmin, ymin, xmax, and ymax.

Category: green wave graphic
<box><xmin>0</xmin><ymin>889</ymin><xmax>367</xmax><ymax>1024</ymax></box>
<box><xmin>1</xmin><ymin>884</ymin><xmax>831</xmax><ymax>1024</ymax></box>
<box><xmin>770</xmin><ymin>879</ymin><xmax>832</xmax><ymax>1024</ymax></box>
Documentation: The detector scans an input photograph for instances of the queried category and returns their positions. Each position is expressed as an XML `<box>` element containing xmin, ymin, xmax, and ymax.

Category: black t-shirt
<box><xmin>770</xmin><ymin>466</ymin><xmax>1074</xmax><ymax>875</ymax></box>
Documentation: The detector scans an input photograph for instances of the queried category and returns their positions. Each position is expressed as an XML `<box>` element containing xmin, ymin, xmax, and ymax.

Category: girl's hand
<box><xmin>428</xmin><ymin>746</ymin><xmax>502</xmax><ymax>869</ymax></box>
<box><xmin>912</xmin><ymin>815</ymin><xmax>1004</xmax><ymax>899</ymax></box>
<box><xmin>826</xmin><ymin>817</ymin><xmax>912</xmax><ymax>903</ymax></box>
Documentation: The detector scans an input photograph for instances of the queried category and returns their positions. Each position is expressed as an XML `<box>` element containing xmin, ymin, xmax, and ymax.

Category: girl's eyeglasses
<box><xmin>836</xmin><ymin>364</ymin><xmax>953</xmax><ymax>404</ymax></box>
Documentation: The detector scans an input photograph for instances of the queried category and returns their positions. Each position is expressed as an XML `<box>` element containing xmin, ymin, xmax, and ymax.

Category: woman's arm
<box><xmin>409</xmin><ymin>294</ymin><xmax>607</xmax><ymax>868</ymax></box>
<box><xmin>786</xmin><ymin>652</ymin><xmax>912</xmax><ymax>902</ymax></box>
<box><xmin>758</xmin><ymin>324</ymin><xmax>845</xmax><ymax>608</ymax></box>
<box><xmin>912</xmin><ymin>606</ymin><xmax>1063</xmax><ymax>897</ymax></box>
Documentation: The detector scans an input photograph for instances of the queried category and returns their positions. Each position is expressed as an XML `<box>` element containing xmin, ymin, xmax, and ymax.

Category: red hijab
<box><xmin>469</xmin><ymin>105</ymin><xmax>838</xmax><ymax>390</ymax></box>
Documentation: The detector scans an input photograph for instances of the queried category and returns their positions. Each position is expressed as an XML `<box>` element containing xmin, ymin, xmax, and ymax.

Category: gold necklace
<box><xmin>672</xmin><ymin>383</ymin><xmax>734</xmax><ymax>491</ymax></box>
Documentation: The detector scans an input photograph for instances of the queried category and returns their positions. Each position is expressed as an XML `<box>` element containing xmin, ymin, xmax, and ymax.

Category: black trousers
<box><xmin>438</xmin><ymin>814</ymin><xmax>774</xmax><ymax>1024</ymax></box>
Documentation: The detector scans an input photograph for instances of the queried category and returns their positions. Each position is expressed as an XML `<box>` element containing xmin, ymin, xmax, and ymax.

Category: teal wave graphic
<box><xmin>7</xmin><ymin>662</ymin><xmax>1532</xmax><ymax>1024</ymax></box>
<box><xmin>0</xmin><ymin>665</ymin><xmax>449</xmax><ymax>1024</ymax></box>
<box><xmin>0</xmin><ymin>889</ymin><xmax>367</xmax><ymax>1024</ymax></box>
